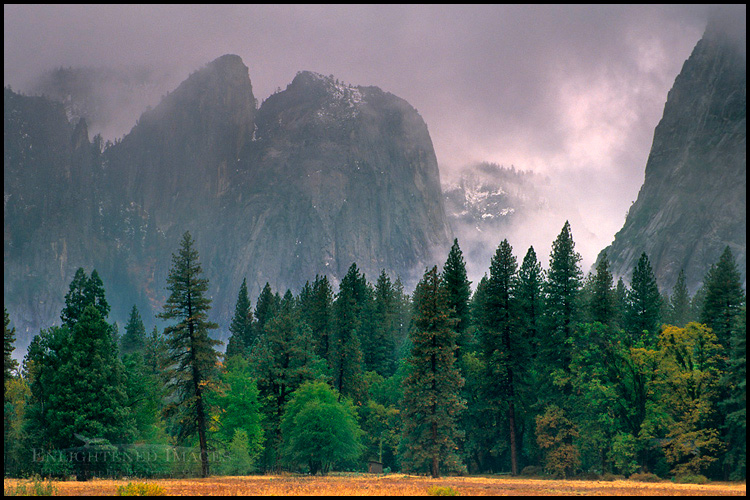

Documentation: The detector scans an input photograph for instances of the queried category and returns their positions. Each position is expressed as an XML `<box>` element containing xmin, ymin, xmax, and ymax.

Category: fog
<box><xmin>5</xmin><ymin>4</ymin><xmax>741</xmax><ymax>277</ymax></box>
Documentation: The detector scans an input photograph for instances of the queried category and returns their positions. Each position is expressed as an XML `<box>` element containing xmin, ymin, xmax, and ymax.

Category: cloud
<box><xmin>5</xmin><ymin>5</ymin><xmax>742</xmax><ymax>275</ymax></box>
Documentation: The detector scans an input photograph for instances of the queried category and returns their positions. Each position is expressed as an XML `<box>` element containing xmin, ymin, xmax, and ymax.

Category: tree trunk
<box><xmin>508</xmin><ymin>399</ymin><xmax>518</xmax><ymax>475</ymax></box>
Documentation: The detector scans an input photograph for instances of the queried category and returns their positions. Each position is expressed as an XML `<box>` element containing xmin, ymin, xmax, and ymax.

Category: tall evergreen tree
<box><xmin>157</xmin><ymin>231</ymin><xmax>220</xmax><ymax>478</ymax></box>
<box><xmin>590</xmin><ymin>252</ymin><xmax>616</xmax><ymax>326</ymax></box>
<box><xmin>667</xmin><ymin>269</ymin><xmax>692</xmax><ymax>327</ymax></box>
<box><xmin>400</xmin><ymin>266</ymin><xmax>465</xmax><ymax>478</ymax></box>
<box><xmin>369</xmin><ymin>270</ymin><xmax>397</xmax><ymax>376</ymax></box>
<box><xmin>24</xmin><ymin>274</ymin><xmax>131</xmax><ymax>479</ymax></box>
<box><xmin>61</xmin><ymin>268</ymin><xmax>110</xmax><ymax>328</ymax></box>
<box><xmin>4</xmin><ymin>307</ymin><xmax>18</xmax><ymax>390</ymax></box>
<box><xmin>480</xmin><ymin>239</ymin><xmax>522</xmax><ymax>475</ymax></box>
<box><xmin>331</xmin><ymin>264</ymin><xmax>366</xmax><ymax>403</ymax></box>
<box><xmin>121</xmin><ymin>305</ymin><xmax>147</xmax><ymax>356</ymax></box>
<box><xmin>700</xmin><ymin>246</ymin><xmax>745</xmax><ymax>349</ymax></box>
<box><xmin>254</xmin><ymin>283</ymin><xmax>279</xmax><ymax>336</ymax></box>
<box><xmin>226</xmin><ymin>278</ymin><xmax>254</xmax><ymax>360</ymax></box>
<box><xmin>543</xmin><ymin>221</ymin><xmax>583</xmax><ymax>391</ymax></box>
<box><xmin>624</xmin><ymin>252</ymin><xmax>662</xmax><ymax>344</ymax></box>
<box><xmin>250</xmin><ymin>289</ymin><xmax>321</xmax><ymax>471</ymax></box>
<box><xmin>720</xmin><ymin>305</ymin><xmax>746</xmax><ymax>480</ymax></box>
<box><xmin>517</xmin><ymin>246</ymin><xmax>544</xmax><ymax>357</ymax></box>
<box><xmin>442</xmin><ymin>239</ymin><xmax>473</xmax><ymax>362</ymax></box>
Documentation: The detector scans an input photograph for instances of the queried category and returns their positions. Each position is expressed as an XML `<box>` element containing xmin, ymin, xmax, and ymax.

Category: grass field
<box><xmin>4</xmin><ymin>474</ymin><xmax>746</xmax><ymax>496</ymax></box>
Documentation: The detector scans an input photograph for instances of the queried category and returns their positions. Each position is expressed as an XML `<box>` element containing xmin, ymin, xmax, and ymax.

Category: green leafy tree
<box><xmin>624</xmin><ymin>252</ymin><xmax>663</xmax><ymax>345</ymax></box>
<box><xmin>400</xmin><ymin>266</ymin><xmax>465</xmax><ymax>478</ymax></box>
<box><xmin>536</xmin><ymin>405</ymin><xmax>580</xmax><ymax>478</ymax></box>
<box><xmin>212</xmin><ymin>355</ymin><xmax>264</xmax><ymax>469</ymax></box>
<box><xmin>442</xmin><ymin>239</ymin><xmax>472</xmax><ymax>363</ymax></box>
<box><xmin>250</xmin><ymin>290</ymin><xmax>323</xmax><ymax>471</ymax></box>
<box><xmin>157</xmin><ymin>231</ymin><xmax>221</xmax><ymax>478</ymax></box>
<box><xmin>657</xmin><ymin>323</ymin><xmax>725</xmax><ymax>477</ymax></box>
<box><xmin>700</xmin><ymin>246</ymin><xmax>745</xmax><ymax>349</ymax></box>
<box><xmin>120</xmin><ymin>305</ymin><xmax>147</xmax><ymax>356</ymax></box>
<box><xmin>280</xmin><ymin>381</ymin><xmax>363</xmax><ymax>475</ymax></box>
<box><xmin>226</xmin><ymin>278</ymin><xmax>254</xmax><ymax>359</ymax></box>
<box><xmin>667</xmin><ymin>270</ymin><xmax>692</xmax><ymax>327</ymax></box>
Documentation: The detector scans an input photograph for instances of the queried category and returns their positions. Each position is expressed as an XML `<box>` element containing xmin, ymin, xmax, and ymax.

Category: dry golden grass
<box><xmin>4</xmin><ymin>474</ymin><xmax>746</xmax><ymax>496</ymax></box>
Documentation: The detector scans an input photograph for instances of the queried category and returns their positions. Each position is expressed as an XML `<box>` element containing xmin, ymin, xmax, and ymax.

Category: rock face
<box><xmin>442</xmin><ymin>163</ymin><xmax>550</xmax><ymax>275</ymax></box>
<box><xmin>4</xmin><ymin>56</ymin><xmax>453</xmax><ymax>353</ymax></box>
<box><xmin>599</xmin><ymin>17</ymin><xmax>746</xmax><ymax>294</ymax></box>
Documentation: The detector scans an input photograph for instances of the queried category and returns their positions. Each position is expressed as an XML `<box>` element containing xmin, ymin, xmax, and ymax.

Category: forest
<box><xmin>3</xmin><ymin>221</ymin><xmax>746</xmax><ymax>483</ymax></box>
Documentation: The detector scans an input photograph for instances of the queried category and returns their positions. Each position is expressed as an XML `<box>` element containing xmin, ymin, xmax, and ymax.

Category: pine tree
<box><xmin>442</xmin><ymin>239</ymin><xmax>472</xmax><ymax>364</ymax></box>
<box><xmin>480</xmin><ymin>239</ymin><xmax>521</xmax><ymax>475</ymax></box>
<box><xmin>226</xmin><ymin>278</ymin><xmax>254</xmax><ymax>360</ymax></box>
<box><xmin>400</xmin><ymin>266</ymin><xmax>465</xmax><ymax>478</ymax></box>
<box><xmin>543</xmin><ymin>221</ymin><xmax>583</xmax><ymax>388</ymax></box>
<box><xmin>331</xmin><ymin>264</ymin><xmax>366</xmax><ymax>403</ymax></box>
<box><xmin>254</xmin><ymin>283</ymin><xmax>279</xmax><ymax>336</ymax></box>
<box><xmin>613</xmin><ymin>278</ymin><xmax>627</xmax><ymax>330</ymax></box>
<box><xmin>667</xmin><ymin>269</ymin><xmax>692</xmax><ymax>327</ymax></box>
<box><xmin>720</xmin><ymin>306</ymin><xmax>746</xmax><ymax>480</ymax></box>
<box><xmin>250</xmin><ymin>289</ymin><xmax>320</xmax><ymax>471</ymax></box>
<box><xmin>157</xmin><ymin>231</ymin><xmax>220</xmax><ymax>477</ymax></box>
<box><xmin>590</xmin><ymin>252</ymin><xmax>616</xmax><ymax>326</ymax></box>
<box><xmin>518</xmin><ymin>246</ymin><xmax>544</xmax><ymax>356</ymax></box>
<box><xmin>700</xmin><ymin>246</ymin><xmax>745</xmax><ymax>349</ymax></box>
<box><xmin>24</xmin><ymin>275</ymin><xmax>131</xmax><ymax>479</ymax></box>
<box><xmin>4</xmin><ymin>307</ymin><xmax>18</xmax><ymax>390</ymax></box>
<box><xmin>367</xmin><ymin>270</ymin><xmax>397</xmax><ymax>376</ymax></box>
<box><xmin>624</xmin><ymin>252</ymin><xmax>662</xmax><ymax>344</ymax></box>
<box><xmin>121</xmin><ymin>305</ymin><xmax>147</xmax><ymax>356</ymax></box>
<box><xmin>61</xmin><ymin>268</ymin><xmax>110</xmax><ymax>328</ymax></box>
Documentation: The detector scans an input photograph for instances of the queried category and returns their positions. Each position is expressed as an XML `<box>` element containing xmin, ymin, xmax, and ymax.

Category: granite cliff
<box><xmin>4</xmin><ymin>55</ymin><xmax>453</xmax><ymax>354</ymax></box>
<box><xmin>599</xmin><ymin>16</ymin><xmax>746</xmax><ymax>294</ymax></box>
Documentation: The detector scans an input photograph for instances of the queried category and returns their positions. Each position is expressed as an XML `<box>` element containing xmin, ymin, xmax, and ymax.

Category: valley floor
<box><xmin>4</xmin><ymin>474</ymin><xmax>746</xmax><ymax>496</ymax></box>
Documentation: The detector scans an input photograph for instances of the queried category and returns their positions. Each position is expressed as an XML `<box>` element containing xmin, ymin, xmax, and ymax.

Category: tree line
<box><xmin>4</xmin><ymin>223</ymin><xmax>746</xmax><ymax>481</ymax></box>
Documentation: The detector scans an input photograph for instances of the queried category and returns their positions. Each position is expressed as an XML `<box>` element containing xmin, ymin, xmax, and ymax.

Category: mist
<box><xmin>5</xmin><ymin>4</ymin><xmax>741</xmax><ymax>278</ymax></box>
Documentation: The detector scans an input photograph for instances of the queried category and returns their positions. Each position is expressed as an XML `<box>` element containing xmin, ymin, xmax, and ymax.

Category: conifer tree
<box><xmin>226</xmin><ymin>278</ymin><xmax>254</xmax><ymax>359</ymax></box>
<box><xmin>543</xmin><ymin>221</ymin><xmax>583</xmax><ymax>388</ymax></box>
<box><xmin>613</xmin><ymin>277</ymin><xmax>628</xmax><ymax>330</ymax></box>
<box><xmin>25</xmin><ymin>274</ymin><xmax>131</xmax><ymax>479</ymax></box>
<box><xmin>590</xmin><ymin>252</ymin><xmax>615</xmax><ymax>326</ymax></box>
<box><xmin>121</xmin><ymin>305</ymin><xmax>147</xmax><ymax>356</ymax></box>
<box><xmin>624</xmin><ymin>252</ymin><xmax>662</xmax><ymax>344</ymax></box>
<box><xmin>700</xmin><ymin>246</ymin><xmax>745</xmax><ymax>349</ymax></box>
<box><xmin>61</xmin><ymin>268</ymin><xmax>110</xmax><ymax>327</ymax></box>
<box><xmin>157</xmin><ymin>231</ymin><xmax>220</xmax><ymax>478</ymax></box>
<box><xmin>4</xmin><ymin>307</ymin><xmax>18</xmax><ymax>390</ymax></box>
<box><xmin>254</xmin><ymin>282</ymin><xmax>279</xmax><ymax>336</ymax></box>
<box><xmin>480</xmin><ymin>239</ymin><xmax>521</xmax><ymax>475</ymax></box>
<box><xmin>369</xmin><ymin>269</ymin><xmax>397</xmax><ymax>376</ymax></box>
<box><xmin>442</xmin><ymin>239</ymin><xmax>472</xmax><ymax>363</ymax></box>
<box><xmin>251</xmin><ymin>289</ymin><xmax>320</xmax><ymax>471</ymax></box>
<box><xmin>400</xmin><ymin>266</ymin><xmax>465</xmax><ymax>478</ymax></box>
<box><xmin>517</xmin><ymin>246</ymin><xmax>544</xmax><ymax>357</ymax></box>
<box><xmin>720</xmin><ymin>306</ymin><xmax>746</xmax><ymax>480</ymax></box>
<box><xmin>331</xmin><ymin>264</ymin><xmax>366</xmax><ymax>402</ymax></box>
<box><xmin>667</xmin><ymin>269</ymin><xmax>692</xmax><ymax>327</ymax></box>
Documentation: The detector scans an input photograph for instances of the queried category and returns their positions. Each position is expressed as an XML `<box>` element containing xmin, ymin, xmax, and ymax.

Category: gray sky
<box><xmin>5</xmin><ymin>4</ymin><xmax>738</xmax><ymax>275</ymax></box>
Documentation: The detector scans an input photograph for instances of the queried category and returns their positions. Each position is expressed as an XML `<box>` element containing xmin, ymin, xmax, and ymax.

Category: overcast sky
<box><xmin>4</xmin><ymin>4</ymin><xmax>741</xmax><ymax>276</ymax></box>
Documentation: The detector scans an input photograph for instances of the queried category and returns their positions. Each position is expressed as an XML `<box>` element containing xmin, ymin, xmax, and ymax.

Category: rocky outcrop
<box><xmin>599</xmin><ymin>17</ymin><xmax>746</xmax><ymax>294</ymax></box>
<box><xmin>4</xmin><ymin>57</ymin><xmax>453</xmax><ymax>353</ymax></box>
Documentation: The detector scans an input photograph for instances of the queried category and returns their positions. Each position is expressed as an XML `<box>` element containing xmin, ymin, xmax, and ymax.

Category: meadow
<box><xmin>4</xmin><ymin>474</ymin><xmax>746</xmax><ymax>496</ymax></box>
